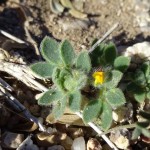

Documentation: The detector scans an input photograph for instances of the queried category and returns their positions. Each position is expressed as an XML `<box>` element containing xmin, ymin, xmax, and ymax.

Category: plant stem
<box><xmin>76</xmin><ymin>112</ymin><xmax>119</xmax><ymax>150</ymax></box>
<box><xmin>99</xmin><ymin>123</ymin><xmax>136</xmax><ymax>136</ymax></box>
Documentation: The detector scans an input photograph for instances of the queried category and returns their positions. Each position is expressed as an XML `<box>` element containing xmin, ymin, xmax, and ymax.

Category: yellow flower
<box><xmin>92</xmin><ymin>71</ymin><xmax>104</xmax><ymax>85</ymax></box>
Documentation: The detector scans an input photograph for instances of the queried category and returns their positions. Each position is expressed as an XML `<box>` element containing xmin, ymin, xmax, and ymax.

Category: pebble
<box><xmin>123</xmin><ymin>41</ymin><xmax>150</xmax><ymax>63</ymax></box>
<box><xmin>134</xmin><ymin>0</ymin><xmax>150</xmax><ymax>32</ymax></box>
<box><xmin>2</xmin><ymin>132</ymin><xmax>24</xmax><ymax>149</ymax></box>
<box><xmin>17</xmin><ymin>136</ymin><xmax>39</xmax><ymax>150</ymax></box>
<box><xmin>48</xmin><ymin>145</ymin><xmax>65</xmax><ymax>150</ymax></box>
<box><xmin>71</xmin><ymin>136</ymin><xmax>85</xmax><ymax>150</ymax></box>
<box><xmin>87</xmin><ymin>138</ymin><xmax>102</xmax><ymax>150</ymax></box>
<box><xmin>109</xmin><ymin>129</ymin><xmax>130</xmax><ymax>149</ymax></box>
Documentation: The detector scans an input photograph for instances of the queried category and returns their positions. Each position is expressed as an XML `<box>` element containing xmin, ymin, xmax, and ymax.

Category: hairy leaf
<box><xmin>90</xmin><ymin>41</ymin><xmax>105</xmax><ymax>67</ymax></box>
<box><xmin>69</xmin><ymin>90</ymin><xmax>81</xmax><ymax>112</ymax></box>
<box><xmin>83</xmin><ymin>99</ymin><xmax>102</xmax><ymax>123</ymax></box>
<box><xmin>101</xmin><ymin>102</ymin><xmax>112</xmax><ymax>130</ymax></box>
<box><xmin>139</xmin><ymin>111</ymin><xmax>150</xmax><ymax>121</ymax></box>
<box><xmin>106</xmin><ymin>88</ymin><xmax>126</xmax><ymax>107</ymax></box>
<box><xmin>30</xmin><ymin>62</ymin><xmax>55</xmax><ymax>79</ymax></box>
<box><xmin>53</xmin><ymin>96</ymin><xmax>67</xmax><ymax>119</ymax></box>
<box><xmin>76</xmin><ymin>51</ymin><xmax>91</xmax><ymax>73</ymax></box>
<box><xmin>134</xmin><ymin>70</ymin><xmax>146</xmax><ymax>86</ymax></box>
<box><xmin>114</xmin><ymin>56</ymin><xmax>131</xmax><ymax>72</ymax></box>
<box><xmin>104</xmin><ymin>70</ymin><xmax>123</xmax><ymax>89</ymax></box>
<box><xmin>52</xmin><ymin>68</ymin><xmax>64</xmax><ymax>91</ymax></box>
<box><xmin>137</xmin><ymin>122</ymin><xmax>150</xmax><ymax>138</ymax></box>
<box><xmin>60</xmin><ymin>40</ymin><xmax>75</xmax><ymax>67</ymax></box>
<box><xmin>141</xmin><ymin>61</ymin><xmax>150</xmax><ymax>77</ymax></box>
<box><xmin>132</xmin><ymin>128</ymin><xmax>141</xmax><ymax>140</ymax></box>
<box><xmin>134</xmin><ymin>88</ymin><xmax>146</xmax><ymax>103</ymax></box>
<box><xmin>38</xmin><ymin>89</ymin><xmax>63</xmax><ymax>105</ymax></box>
<box><xmin>40</xmin><ymin>36</ymin><xmax>62</xmax><ymax>65</ymax></box>
<box><xmin>147</xmin><ymin>91</ymin><xmax>150</xmax><ymax>99</ymax></box>
<box><xmin>104</xmin><ymin>42</ymin><xmax>117</xmax><ymax>64</ymax></box>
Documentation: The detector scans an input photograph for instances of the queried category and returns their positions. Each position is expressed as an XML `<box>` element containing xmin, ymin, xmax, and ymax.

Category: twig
<box><xmin>24</xmin><ymin>21</ymin><xmax>42</xmax><ymax>59</ymax></box>
<box><xmin>88</xmin><ymin>23</ymin><xmax>119</xmax><ymax>53</ymax></box>
<box><xmin>0</xmin><ymin>29</ymin><xmax>27</xmax><ymax>44</ymax></box>
<box><xmin>0</xmin><ymin>85</ymin><xmax>45</xmax><ymax>132</ymax></box>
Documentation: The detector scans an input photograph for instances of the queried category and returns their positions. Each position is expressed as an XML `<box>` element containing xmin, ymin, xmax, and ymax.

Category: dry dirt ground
<box><xmin>0</xmin><ymin>0</ymin><xmax>150</xmax><ymax>149</ymax></box>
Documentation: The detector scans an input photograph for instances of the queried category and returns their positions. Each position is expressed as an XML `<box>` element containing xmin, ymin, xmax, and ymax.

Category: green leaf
<box><xmin>83</xmin><ymin>99</ymin><xmax>102</xmax><ymax>123</ymax></box>
<box><xmin>139</xmin><ymin>111</ymin><xmax>150</xmax><ymax>121</ymax></box>
<box><xmin>134</xmin><ymin>88</ymin><xmax>146</xmax><ymax>103</ymax></box>
<box><xmin>60</xmin><ymin>40</ymin><xmax>75</xmax><ymax>67</ymax></box>
<box><xmin>137</xmin><ymin>121</ymin><xmax>150</xmax><ymax>128</ymax></box>
<box><xmin>90</xmin><ymin>42</ymin><xmax>105</xmax><ymax>67</ymax></box>
<box><xmin>69</xmin><ymin>90</ymin><xmax>81</xmax><ymax>112</ymax></box>
<box><xmin>64</xmin><ymin>75</ymin><xmax>77</xmax><ymax>91</ymax></box>
<box><xmin>137</xmin><ymin>122</ymin><xmax>150</xmax><ymax>138</ymax></box>
<box><xmin>134</xmin><ymin>70</ymin><xmax>146</xmax><ymax>86</ymax></box>
<box><xmin>114</xmin><ymin>56</ymin><xmax>131</xmax><ymax>72</ymax></box>
<box><xmin>53</xmin><ymin>96</ymin><xmax>67</xmax><ymax>119</ymax></box>
<box><xmin>106</xmin><ymin>88</ymin><xmax>126</xmax><ymax>107</ymax></box>
<box><xmin>141</xmin><ymin>128</ymin><xmax>150</xmax><ymax>138</ymax></box>
<box><xmin>126</xmin><ymin>82</ymin><xmax>139</xmax><ymax>92</ymax></box>
<box><xmin>30</xmin><ymin>62</ymin><xmax>55</xmax><ymax>79</ymax></box>
<box><xmin>52</xmin><ymin>68</ymin><xmax>64</xmax><ymax>91</ymax></box>
<box><xmin>132</xmin><ymin>128</ymin><xmax>141</xmax><ymax>140</ymax></box>
<box><xmin>146</xmin><ymin>91</ymin><xmax>150</xmax><ymax>99</ymax></box>
<box><xmin>141</xmin><ymin>61</ymin><xmax>150</xmax><ymax>77</ymax></box>
<box><xmin>38</xmin><ymin>89</ymin><xmax>63</xmax><ymax>105</ymax></box>
<box><xmin>40</xmin><ymin>36</ymin><xmax>62</xmax><ymax>65</ymax></box>
<box><xmin>104</xmin><ymin>42</ymin><xmax>117</xmax><ymax>64</ymax></box>
<box><xmin>76</xmin><ymin>51</ymin><xmax>91</xmax><ymax>73</ymax></box>
<box><xmin>101</xmin><ymin>102</ymin><xmax>112</xmax><ymax>130</ymax></box>
<box><xmin>104</xmin><ymin>70</ymin><xmax>123</xmax><ymax>89</ymax></box>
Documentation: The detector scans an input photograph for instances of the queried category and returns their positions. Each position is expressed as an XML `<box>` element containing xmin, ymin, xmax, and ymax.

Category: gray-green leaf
<box><xmin>83</xmin><ymin>99</ymin><xmax>102</xmax><ymax>123</ymax></box>
<box><xmin>69</xmin><ymin>90</ymin><xmax>81</xmax><ymax>112</ymax></box>
<box><xmin>60</xmin><ymin>40</ymin><xmax>75</xmax><ymax>67</ymax></box>
<box><xmin>76</xmin><ymin>51</ymin><xmax>91</xmax><ymax>73</ymax></box>
<box><xmin>101</xmin><ymin>102</ymin><xmax>112</xmax><ymax>130</ymax></box>
<box><xmin>30</xmin><ymin>62</ymin><xmax>55</xmax><ymax>79</ymax></box>
<box><xmin>106</xmin><ymin>88</ymin><xmax>126</xmax><ymax>107</ymax></box>
<box><xmin>134</xmin><ymin>88</ymin><xmax>146</xmax><ymax>103</ymax></box>
<box><xmin>132</xmin><ymin>128</ymin><xmax>141</xmax><ymax>140</ymax></box>
<box><xmin>104</xmin><ymin>70</ymin><xmax>123</xmax><ymax>89</ymax></box>
<box><xmin>104</xmin><ymin>42</ymin><xmax>117</xmax><ymax>64</ymax></box>
<box><xmin>114</xmin><ymin>56</ymin><xmax>131</xmax><ymax>72</ymax></box>
<box><xmin>38</xmin><ymin>89</ymin><xmax>63</xmax><ymax>105</ymax></box>
<box><xmin>40</xmin><ymin>36</ymin><xmax>62</xmax><ymax>65</ymax></box>
<box><xmin>53</xmin><ymin>96</ymin><xmax>67</xmax><ymax>119</ymax></box>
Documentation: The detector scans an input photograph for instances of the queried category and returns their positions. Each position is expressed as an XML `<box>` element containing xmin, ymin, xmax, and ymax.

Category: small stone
<box><xmin>48</xmin><ymin>145</ymin><xmax>65</xmax><ymax>150</ymax></box>
<box><xmin>109</xmin><ymin>129</ymin><xmax>130</xmax><ymax>149</ymax></box>
<box><xmin>87</xmin><ymin>138</ymin><xmax>102</xmax><ymax>150</ymax></box>
<box><xmin>17</xmin><ymin>136</ymin><xmax>39</xmax><ymax>150</ymax></box>
<box><xmin>2</xmin><ymin>132</ymin><xmax>24</xmax><ymax>149</ymax></box>
<box><xmin>71</xmin><ymin>136</ymin><xmax>85</xmax><ymax>150</ymax></box>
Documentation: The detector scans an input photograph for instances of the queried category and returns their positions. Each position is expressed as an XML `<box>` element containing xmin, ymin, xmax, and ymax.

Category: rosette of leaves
<box><xmin>30</xmin><ymin>36</ymin><xmax>91</xmax><ymax>119</ymax></box>
<box><xmin>83</xmin><ymin>42</ymin><xmax>131</xmax><ymax>130</ymax></box>
<box><xmin>126</xmin><ymin>61</ymin><xmax>150</xmax><ymax>103</ymax></box>
<box><xmin>132</xmin><ymin>111</ymin><xmax>150</xmax><ymax>139</ymax></box>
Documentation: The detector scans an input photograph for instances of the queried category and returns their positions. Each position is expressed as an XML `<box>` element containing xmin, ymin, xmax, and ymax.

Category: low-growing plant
<box><xmin>30</xmin><ymin>36</ymin><xmax>150</xmax><ymax>138</ymax></box>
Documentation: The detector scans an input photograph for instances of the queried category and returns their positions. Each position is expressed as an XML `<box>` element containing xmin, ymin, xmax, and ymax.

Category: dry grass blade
<box><xmin>88</xmin><ymin>23</ymin><xmax>119</xmax><ymax>53</ymax></box>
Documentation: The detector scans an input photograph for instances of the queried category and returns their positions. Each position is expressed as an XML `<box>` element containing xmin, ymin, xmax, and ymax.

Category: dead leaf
<box><xmin>69</xmin><ymin>8</ymin><xmax>87</xmax><ymax>19</ymax></box>
<box><xmin>46</xmin><ymin>108</ymin><xmax>85</xmax><ymax>126</ymax></box>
